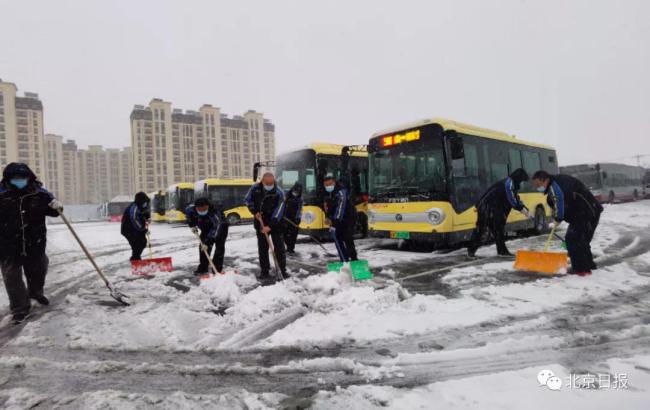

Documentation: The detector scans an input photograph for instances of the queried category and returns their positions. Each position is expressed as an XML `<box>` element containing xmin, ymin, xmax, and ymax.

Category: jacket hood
<box><xmin>510</xmin><ymin>168</ymin><xmax>529</xmax><ymax>184</ymax></box>
<box><xmin>290</xmin><ymin>183</ymin><xmax>303</xmax><ymax>197</ymax></box>
<box><xmin>1</xmin><ymin>162</ymin><xmax>38</xmax><ymax>188</ymax></box>
<box><xmin>134</xmin><ymin>192</ymin><xmax>150</xmax><ymax>206</ymax></box>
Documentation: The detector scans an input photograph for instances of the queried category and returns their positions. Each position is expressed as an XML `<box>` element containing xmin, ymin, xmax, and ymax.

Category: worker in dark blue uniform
<box><xmin>323</xmin><ymin>176</ymin><xmax>358</xmax><ymax>262</ymax></box>
<box><xmin>185</xmin><ymin>197</ymin><xmax>229</xmax><ymax>275</ymax></box>
<box><xmin>532</xmin><ymin>170</ymin><xmax>603</xmax><ymax>276</ymax></box>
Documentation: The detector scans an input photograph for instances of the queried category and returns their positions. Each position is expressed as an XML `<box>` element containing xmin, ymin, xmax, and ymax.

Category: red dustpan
<box><xmin>131</xmin><ymin>233</ymin><xmax>173</xmax><ymax>276</ymax></box>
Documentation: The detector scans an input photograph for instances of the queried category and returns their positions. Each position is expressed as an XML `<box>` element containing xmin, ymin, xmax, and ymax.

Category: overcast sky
<box><xmin>1</xmin><ymin>0</ymin><xmax>648</xmax><ymax>166</ymax></box>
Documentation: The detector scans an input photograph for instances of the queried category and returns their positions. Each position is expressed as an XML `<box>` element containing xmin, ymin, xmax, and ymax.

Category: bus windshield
<box><xmin>168</xmin><ymin>188</ymin><xmax>194</xmax><ymax>210</ymax></box>
<box><xmin>153</xmin><ymin>194</ymin><xmax>166</xmax><ymax>214</ymax></box>
<box><xmin>276</xmin><ymin>150</ymin><xmax>318</xmax><ymax>198</ymax></box>
<box><xmin>369</xmin><ymin>138</ymin><xmax>447</xmax><ymax>201</ymax></box>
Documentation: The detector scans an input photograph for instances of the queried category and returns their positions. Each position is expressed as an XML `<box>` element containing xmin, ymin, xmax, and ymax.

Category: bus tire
<box><xmin>608</xmin><ymin>191</ymin><xmax>616</xmax><ymax>204</ymax></box>
<box><xmin>227</xmin><ymin>213</ymin><xmax>241</xmax><ymax>225</ymax></box>
<box><xmin>534</xmin><ymin>206</ymin><xmax>548</xmax><ymax>235</ymax></box>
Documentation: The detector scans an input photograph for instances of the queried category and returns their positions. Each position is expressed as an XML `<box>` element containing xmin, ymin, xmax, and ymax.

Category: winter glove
<box><xmin>200</xmin><ymin>243</ymin><xmax>209</xmax><ymax>253</ymax></box>
<box><xmin>329</xmin><ymin>227</ymin><xmax>336</xmax><ymax>234</ymax></box>
<box><xmin>191</xmin><ymin>226</ymin><xmax>199</xmax><ymax>235</ymax></box>
<box><xmin>49</xmin><ymin>199</ymin><xmax>63</xmax><ymax>212</ymax></box>
<box><xmin>520</xmin><ymin>207</ymin><xmax>531</xmax><ymax>219</ymax></box>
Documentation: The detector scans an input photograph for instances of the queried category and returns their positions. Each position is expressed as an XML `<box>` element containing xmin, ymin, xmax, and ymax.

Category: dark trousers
<box><xmin>283</xmin><ymin>221</ymin><xmax>299</xmax><ymax>252</ymax></box>
<box><xmin>198</xmin><ymin>226</ymin><xmax>229</xmax><ymax>273</ymax></box>
<box><xmin>566</xmin><ymin>215</ymin><xmax>600</xmax><ymax>272</ymax></box>
<box><xmin>468</xmin><ymin>211</ymin><xmax>508</xmax><ymax>255</ymax></box>
<box><xmin>255</xmin><ymin>224</ymin><xmax>286</xmax><ymax>276</ymax></box>
<box><xmin>1</xmin><ymin>253</ymin><xmax>49</xmax><ymax>315</ymax></box>
<box><xmin>332</xmin><ymin>225</ymin><xmax>358</xmax><ymax>262</ymax></box>
<box><xmin>124</xmin><ymin>233</ymin><xmax>147</xmax><ymax>261</ymax></box>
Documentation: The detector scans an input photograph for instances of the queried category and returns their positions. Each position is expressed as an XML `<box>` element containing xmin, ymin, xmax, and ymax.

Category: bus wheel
<box><xmin>227</xmin><ymin>213</ymin><xmax>241</xmax><ymax>225</ymax></box>
<box><xmin>608</xmin><ymin>191</ymin><xmax>616</xmax><ymax>204</ymax></box>
<box><xmin>534</xmin><ymin>206</ymin><xmax>547</xmax><ymax>235</ymax></box>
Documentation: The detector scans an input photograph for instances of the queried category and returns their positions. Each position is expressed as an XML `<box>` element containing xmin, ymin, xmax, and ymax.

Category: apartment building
<box><xmin>130</xmin><ymin>98</ymin><xmax>275</xmax><ymax>193</ymax></box>
<box><xmin>61</xmin><ymin>139</ymin><xmax>80</xmax><ymax>204</ymax></box>
<box><xmin>76</xmin><ymin>145</ymin><xmax>132</xmax><ymax>204</ymax></box>
<box><xmin>0</xmin><ymin>79</ymin><xmax>46</xmax><ymax>179</ymax></box>
<box><xmin>44</xmin><ymin>134</ymin><xmax>65</xmax><ymax>198</ymax></box>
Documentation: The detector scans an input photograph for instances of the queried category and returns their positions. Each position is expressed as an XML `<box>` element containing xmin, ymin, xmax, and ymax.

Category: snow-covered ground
<box><xmin>1</xmin><ymin>201</ymin><xmax>650</xmax><ymax>409</ymax></box>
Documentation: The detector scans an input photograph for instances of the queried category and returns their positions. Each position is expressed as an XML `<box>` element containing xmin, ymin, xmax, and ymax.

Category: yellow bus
<box><xmin>367</xmin><ymin>118</ymin><xmax>559</xmax><ymax>246</ymax></box>
<box><xmin>275</xmin><ymin>143</ymin><xmax>369</xmax><ymax>239</ymax></box>
<box><xmin>166</xmin><ymin>182</ymin><xmax>195</xmax><ymax>223</ymax></box>
<box><xmin>194</xmin><ymin>178</ymin><xmax>254</xmax><ymax>224</ymax></box>
<box><xmin>149</xmin><ymin>190</ymin><xmax>168</xmax><ymax>222</ymax></box>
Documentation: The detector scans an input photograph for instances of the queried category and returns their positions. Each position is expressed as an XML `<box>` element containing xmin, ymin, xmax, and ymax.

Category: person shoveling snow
<box><xmin>185</xmin><ymin>197</ymin><xmax>229</xmax><ymax>277</ymax></box>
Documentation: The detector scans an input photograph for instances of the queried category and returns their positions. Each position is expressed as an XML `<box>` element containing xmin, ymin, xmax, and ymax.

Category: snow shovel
<box><xmin>131</xmin><ymin>232</ymin><xmax>173</xmax><ymax>276</ymax></box>
<box><xmin>327</xmin><ymin>227</ymin><xmax>373</xmax><ymax>281</ymax></box>
<box><xmin>257</xmin><ymin>215</ymin><xmax>284</xmax><ymax>281</ymax></box>
<box><xmin>514</xmin><ymin>223</ymin><xmax>568</xmax><ymax>275</ymax></box>
<box><xmin>59</xmin><ymin>212</ymin><xmax>130</xmax><ymax>306</ymax></box>
<box><xmin>191</xmin><ymin>229</ymin><xmax>224</xmax><ymax>277</ymax></box>
<box><xmin>283</xmin><ymin>217</ymin><xmax>337</xmax><ymax>257</ymax></box>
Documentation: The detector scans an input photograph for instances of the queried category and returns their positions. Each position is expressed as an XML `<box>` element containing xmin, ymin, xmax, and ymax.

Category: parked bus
<box><xmin>274</xmin><ymin>143</ymin><xmax>369</xmax><ymax>239</ymax></box>
<box><xmin>560</xmin><ymin>163</ymin><xmax>645</xmax><ymax>203</ymax></box>
<box><xmin>194</xmin><ymin>179</ymin><xmax>253</xmax><ymax>224</ymax></box>
<box><xmin>166</xmin><ymin>182</ymin><xmax>195</xmax><ymax>223</ymax></box>
<box><xmin>106</xmin><ymin>195</ymin><xmax>132</xmax><ymax>222</ymax></box>
<box><xmin>367</xmin><ymin>118</ymin><xmax>559</xmax><ymax>247</ymax></box>
<box><xmin>149</xmin><ymin>190</ymin><xmax>168</xmax><ymax>222</ymax></box>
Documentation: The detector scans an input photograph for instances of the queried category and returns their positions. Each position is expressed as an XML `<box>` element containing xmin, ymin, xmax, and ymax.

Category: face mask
<box><xmin>10</xmin><ymin>178</ymin><xmax>28</xmax><ymax>189</ymax></box>
<box><xmin>536</xmin><ymin>186</ymin><xmax>546</xmax><ymax>193</ymax></box>
<box><xmin>197</xmin><ymin>209</ymin><xmax>208</xmax><ymax>216</ymax></box>
<box><xmin>325</xmin><ymin>185</ymin><xmax>334</xmax><ymax>193</ymax></box>
<box><xmin>292</xmin><ymin>191</ymin><xmax>299</xmax><ymax>197</ymax></box>
<box><xmin>263</xmin><ymin>184</ymin><xmax>274</xmax><ymax>191</ymax></box>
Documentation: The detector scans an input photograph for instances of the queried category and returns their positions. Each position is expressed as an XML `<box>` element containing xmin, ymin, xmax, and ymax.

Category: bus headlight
<box><xmin>303</xmin><ymin>210</ymin><xmax>315</xmax><ymax>225</ymax></box>
<box><xmin>426</xmin><ymin>208</ymin><xmax>445</xmax><ymax>225</ymax></box>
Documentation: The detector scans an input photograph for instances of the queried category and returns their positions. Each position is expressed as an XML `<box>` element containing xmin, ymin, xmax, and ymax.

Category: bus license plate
<box><xmin>390</xmin><ymin>231</ymin><xmax>410</xmax><ymax>239</ymax></box>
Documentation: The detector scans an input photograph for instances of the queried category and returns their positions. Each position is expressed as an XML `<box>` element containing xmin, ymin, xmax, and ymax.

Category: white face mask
<box><xmin>325</xmin><ymin>185</ymin><xmax>335</xmax><ymax>193</ymax></box>
<box><xmin>263</xmin><ymin>184</ymin><xmax>274</xmax><ymax>191</ymax></box>
<box><xmin>536</xmin><ymin>186</ymin><xmax>546</xmax><ymax>193</ymax></box>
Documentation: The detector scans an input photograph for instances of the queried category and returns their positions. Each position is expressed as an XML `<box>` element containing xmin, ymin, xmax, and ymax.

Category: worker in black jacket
<box><xmin>0</xmin><ymin>162</ymin><xmax>62</xmax><ymax>323</ymax></box>
<box><xmin>185</xmin><ymin>197</ymin><xmax>229</xmax><ymax>275</ymax></box>
<box><xmin>120</xmin><ymin>192</ymin><xmax>151</xmax><ymax>261</ymax></box>
<box><xmin>283</xmin><ymin>183</ymin><xmax>303</xmax><ymax>255</ymax></box>
<box><xmin>244</xmin><ymin>172</ymin><xmax>287</xmax><ymax>282</ymax></box>
<box><xmin>532</xmin><ymin>170</ymin><xmax>603</xmax><ymax>276</ymax></box>
<box><xmin>467</xmin><ymin>168</ymin><xmax>529</xmax><ymax>257</ymax></box>
<box><xmin>324</xmin><ymin>176</ymin><xmax>358</xmax><ymax>262</ymax></box>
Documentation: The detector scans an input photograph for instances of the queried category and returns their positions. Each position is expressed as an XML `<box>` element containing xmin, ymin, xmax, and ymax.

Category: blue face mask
<box><xmin>536</xmin><ymin>186</ymin><xmax>546</xmax><ymax>193</ymax></box>
<box><xmin>325</xmin><ymin>185</ymin><xmax>335</xmax><ymax>193</ymax></box>
<box><xmin>197</xmin><ymin>209</ymin><xmax>209</xmax><ymax>216</ymax></box>
<box><xmin>10</xmin><ymin>178</ymin><xmax>28</xmax><ymax>189</ymax></box>
<box><xmin>263</xmin><ymin>184</ymin><xmax>274</xmax><ymax>191</ymax></box>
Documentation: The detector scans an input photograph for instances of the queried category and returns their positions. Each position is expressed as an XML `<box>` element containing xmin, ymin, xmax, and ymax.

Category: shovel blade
<box><xmin>514</xmin><ymin>250</ymin><xmax>568</xmax><ymax>275</ymax></box>
<box><xmin>327</xmin><ymin>260</ymin><xmax>373</xmax><ymax>281</ymax></box>
<box><xmin>131</xmin><ymin>257</ymin><xmax>173</xmax><ymax>276</ymax></box>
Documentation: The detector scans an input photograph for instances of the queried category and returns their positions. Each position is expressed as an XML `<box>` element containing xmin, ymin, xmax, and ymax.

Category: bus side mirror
<box><xmin>448</xmin><ymin>134</ymin><xmax>465</xmax><ymax>160</ymax></box>
<box><xmin>317</xmin><ymin>158</ymin><xmax>328</xmax><ymax>175</ymax></box>
<box><xmin>253</xmin><ymin>162</ymin><xmax>261</xmax><ymax>182</ymax></box>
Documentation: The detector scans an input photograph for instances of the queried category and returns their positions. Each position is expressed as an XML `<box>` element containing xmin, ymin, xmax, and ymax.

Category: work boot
<box><xmin>30</xmin><ymin>294</ymin><xmax>50</xmax><ymax>306</ymax></box>
<box><xmin>281</xmin><ymin>271</ymin><xmax>290</xmax><ymax>279</ymax></box>
<box><xmin>259</xmin><ymin>272</ymin><xmax>275</xmax><ymax>285</ymax></box>
<box><xmin>498</xmin><ymin>250</ymin><xmax>514</xmax><ymax>257</ymax></box>
<box><xmin>12</xmin><ymin>312</ymin><xmax>31</xmax><ymax>325</ymax></box>
<box><xmin>194</xmin><ymin>266</ymin><xmax>208</xmax><ymax>275</ymax></box>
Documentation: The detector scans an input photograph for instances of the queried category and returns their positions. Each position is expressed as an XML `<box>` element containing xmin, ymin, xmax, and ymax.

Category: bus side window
<box><xmin>489</xmin><ymin>144</ymin><xmax>509</xmax><ymax>184</ymax></box>
<box><xmin>452</xmin><ymin>142</ymin><xmax>481</xmax><ymax>212</ymax></box>
<box><xmin>508</xmin><ymin>148</ymin><xmax>522</xmax><ymax>174</ymax></box>
<box><xmin>522</xmin><ymin>151</ymin><xmax>541</xmax><ymax>185</ymax></box>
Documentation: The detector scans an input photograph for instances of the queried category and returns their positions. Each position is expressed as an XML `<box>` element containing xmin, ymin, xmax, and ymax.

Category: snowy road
<box><xmin>1</xmin><ymin>202</ymin><xmax>650</xmax><ymax>409</ymax></box>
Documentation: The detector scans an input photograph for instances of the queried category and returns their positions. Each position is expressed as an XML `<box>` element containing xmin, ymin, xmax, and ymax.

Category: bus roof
<box><xmin>372</xmin><ymin>117</ymin><xmax>555</xmax><ymax>151</ymax></box>
<box><xmin>280</xmin><ymin>143</ymin><xmax>368</xmax><ymax>158</ymax></box>
<box><xmin>195</xmin><ymin>178</ymin><xmax>253</xmax><ymax>187</ymax></box>
<box><xmin>561</xmin><ymin>163</ymin><xmax>645</xmax><ymax>173</ymax></box>
<box><xmin>109</xmin><ymin>195</ymin><xmax>132</xmax><ymax>203</ymax></box>
<box><xmin>167</xmin><ymin>182</ymin><xmax>195</xmax><ymax>190</ymax></box>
